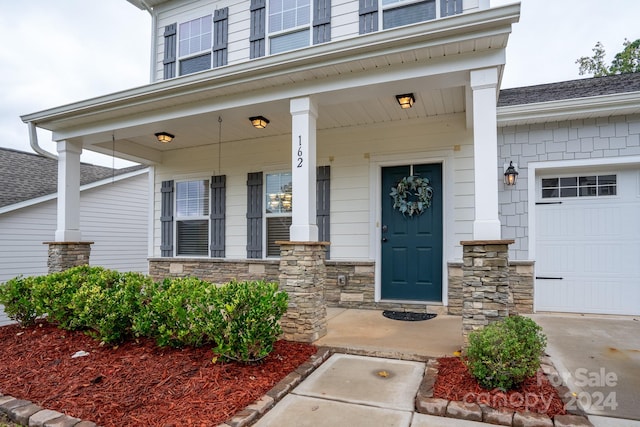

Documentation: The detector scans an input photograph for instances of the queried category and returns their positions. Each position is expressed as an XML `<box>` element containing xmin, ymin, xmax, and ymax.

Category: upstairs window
<box><xmin>178</xmin><ymin>16</ymin><xmax>213</xmax><ymax>76</ymax></box>
<box><xmin>541</xmin><ymin>175</ymin><xmax>617</xmax><ymax>199</ymax></box>
<box><xmin>176</xmin><ymin>179</ymin><xmax>210</xmax><ymax>256</ymax></box>
<box><xmin>268</xmin><ymin>0</ymin><xmax>311</xmax><ymax>54</ymax></box>
<box><xmin>382</xmin><ymin>0</ymin><xmax>436</xmax><ymax>29</ymax></box>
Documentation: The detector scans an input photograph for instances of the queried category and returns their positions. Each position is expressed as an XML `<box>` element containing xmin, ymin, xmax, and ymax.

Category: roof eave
<box><xmin>21</xmin><ymin>3</ymin><xmax>520</xmax><ymax>130</ymax></box>
<box><xmin>497</xmin><ymin>91</ymin><xmax>640</xmax><ymax>126</ymax></box>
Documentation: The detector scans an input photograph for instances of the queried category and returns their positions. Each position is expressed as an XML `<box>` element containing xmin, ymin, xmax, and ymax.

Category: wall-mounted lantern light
<box><xmin>249</xmin><ymin>116</ymin><xmax>270</xmax><ymax>129</ymax></box>
<box><xmin>395</xmin><ymin>93</ymin><xmax>415</xmax><ymax>109</ymax></box>
<box><xmin>154</xmin><ymin>132</ymin><xmax>175</xmax><ymax>143</ymax></box>
<box><xmin>504</xmin><ymin>161</ymin><xmax>519</xmax><ymax>186</ymax></box>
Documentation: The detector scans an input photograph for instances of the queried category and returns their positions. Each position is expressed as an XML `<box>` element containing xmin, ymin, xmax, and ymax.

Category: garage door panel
<box><xmin>537</xmin><ymin>278</ymin><xmax>637</xmax><ymax>315</ymax></box>
<box><xmin>536</xmin><ymin>169</ymin><xmax>640</xmax><ymax>316</ymax></box>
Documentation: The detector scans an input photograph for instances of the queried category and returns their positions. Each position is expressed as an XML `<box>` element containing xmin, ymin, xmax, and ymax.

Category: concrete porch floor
<box><xmin>314</xmin><ymin>308</ymin><xmax>463</xmax><ymax>361</ymax></box>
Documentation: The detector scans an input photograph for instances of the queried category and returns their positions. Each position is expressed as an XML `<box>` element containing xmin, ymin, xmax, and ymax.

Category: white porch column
<box><xmin>55</xmin><ymin>140</ymin><xmax>83</xmax><ymax>242</ymax></box>
<box><xmin>289</xmin><ymin>96</ymin><xmax>319</xmax><ymax>241</ymax></box>
<box><xmin>470</xmin><ymin>67</ymin><xmax>501</xmax><ymax>240</ymax></box>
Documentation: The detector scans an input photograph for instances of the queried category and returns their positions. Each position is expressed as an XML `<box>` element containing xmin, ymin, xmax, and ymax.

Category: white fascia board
<box><xmin>497</xmin><ymin>91</ymin><xmax>640</xmax><ymax>126</ymax></box>
<box><xmin>0</xmin><ymin>168</ymin><xmax>149</xmax><ymax>215</ymax></box>
<box><xmin>21</xmin><ymin>3</ymin><xmax>520</xmax><ymax>129</ymax></box>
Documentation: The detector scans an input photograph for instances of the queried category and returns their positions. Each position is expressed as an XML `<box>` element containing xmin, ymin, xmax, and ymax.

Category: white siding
<box><xmin>0</xmin><ymin>172</ymin><xmax>149</xmax><ymax>284</ymax></box>
<box><xmin>152</xmin><ymin>0</ymin><xmax>486</xmax><ymax>80</ymax></box>
<box><xmin>153</xmin><ymin>114</ymin><xmax>474</xmax><ymax>262</ymax></box>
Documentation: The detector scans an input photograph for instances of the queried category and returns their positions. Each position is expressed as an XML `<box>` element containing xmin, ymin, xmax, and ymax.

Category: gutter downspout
<box><xmin>27</xmin><ymin>121</ymin><xmax>57</xmax><ymax>160</ymax></box>
<box><xmin>137</xmin><ymin>0</ymin><xmax>157</xmax><ymax>83</ymax></box>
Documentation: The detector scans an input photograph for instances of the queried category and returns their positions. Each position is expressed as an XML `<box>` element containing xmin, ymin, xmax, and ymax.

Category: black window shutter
<box><xmin>316</xmin><ymin>165</ymin><xmax>330</xmax><ymax>259</ymax></box>
<box><xmin>163</xmin><ymin>23</ymin><xmax>177</xmax><ymax>79</ymax></box>
<box><xmin>359</xmin><ymin>0</ymin><xmax>378</xmax><ymax>34</ymax></box>
<box><xmin>441</xmin><ymin>0</ymin><xmax>462</xmax><ymax>17</ymax></box>
<box><xmin>213</xmin><ymin>8</ymin><xmax>229</xmax><ymax>67</ymax></box>
<box><xmin>313</xmin><ymin>0</ymin><xmax>331</xmax><ymax>44</ymax></box>
<box><xmin>160</xmin><ymin>180</ymin><xmax>174</xmax><ymax>257</ymax></box>
<box><xmin>210</xmin><ymin>175</ymin><xmax>226</xmax><ymax>257</ymax></box>
<box><xmin>250</xmin><ymin>0</ymin><xmax>266</xmax><ymax>59</ymax></box>
<box><xmin>246</xmin><ymin>172</ymin><xmax>263</xmax><ymax>258</ymax></box>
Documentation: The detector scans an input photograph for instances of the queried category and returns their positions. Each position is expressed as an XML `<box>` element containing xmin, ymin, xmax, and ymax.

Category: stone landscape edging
<box><xmin>0</xmin><ymin>347</ymin><xmax>597</xmax><ymax>427</ymax></box>
<box><xmin>415</xmin><ymin>356</ymin><xmax>595</xmax><ymax>427</ymax></box>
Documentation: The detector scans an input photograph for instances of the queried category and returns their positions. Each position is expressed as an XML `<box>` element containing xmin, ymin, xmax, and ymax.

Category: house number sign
<box><xmin>297</xmin><ymin>135</ymin><xmax>303</xmax><ymax>168</ymax></box>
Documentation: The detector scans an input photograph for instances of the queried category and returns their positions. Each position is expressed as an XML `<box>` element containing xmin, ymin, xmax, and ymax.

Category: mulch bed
<box><xmin>0</xmin><ymin>321</ymin><xmax>317</xmax><ymax>427</ymax></box>
<box><xmin>434</xmin><ymin>357</ymin><xmax>567</xmax><ymax>418</ymax></box>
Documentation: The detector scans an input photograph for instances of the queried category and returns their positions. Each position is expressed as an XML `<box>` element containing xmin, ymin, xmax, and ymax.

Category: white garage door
<box><xmin>535</xmin><ymin>169</ymin><xmax>640</xmax><ymax>315</ymax></box>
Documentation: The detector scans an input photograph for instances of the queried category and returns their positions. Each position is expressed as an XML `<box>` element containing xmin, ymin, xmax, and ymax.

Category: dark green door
<box><xmin>381</xmin><ymin>164</ymin><xmax>443</xmax><ymax>301</ymax></box>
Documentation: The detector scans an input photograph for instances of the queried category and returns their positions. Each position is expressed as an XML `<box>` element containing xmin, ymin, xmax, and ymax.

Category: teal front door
<box><xmin>381</xmin><ymin>164</ymin><xmax>443</xmax><ymax>301</ymax></box>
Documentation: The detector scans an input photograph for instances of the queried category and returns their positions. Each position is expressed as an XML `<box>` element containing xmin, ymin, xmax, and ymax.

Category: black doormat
<box><xmin>382</xmin><ymin>311</ymin><xmax>437</xmax><ymax>321</ymax></box>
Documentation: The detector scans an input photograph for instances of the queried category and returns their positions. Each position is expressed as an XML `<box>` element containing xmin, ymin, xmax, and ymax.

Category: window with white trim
<box><xmin>541</xmin><ymin>175</ymin><xmax>617</xmax><ymax>199</ymax></box>
<box><xmin>382</xmin><ymin>0</ymin><xmax>436</xmax><ymax>29</ymax></box>
<box><xmin>268</xmin><ymin>0</ymin><xmax>311</xmax><ymax>54</ymax></box>
<box><xmin>178</xmin><ymin>15</ymin><xmax>212</xmax><ymax>75</ymax></box>
<box><xmin>175</xmin><ymin>179</ymin><xmax>210</xmax><ymax>256</ymax></box>
<box><xmin>265</xmin><ymin>172</ymin><xmax>292</xmax><ymax>256</ymax></box>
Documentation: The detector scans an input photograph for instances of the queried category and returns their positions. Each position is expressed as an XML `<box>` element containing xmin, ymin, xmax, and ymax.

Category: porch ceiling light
<box><xmin>154</xmin><ymin>132</ymin><xmax>175</xmax><ymax>143</ymax></box>
<box><xmin>504</xmin><ymin>161</ymin><xmax>519</xmax><ymax>186</ymax></box>
<box><xmin>249</xmin><ymin>116</ymin><xmax>270</xmax><ymax>129</ymax></box>
<box><xmin>395</xmin><ymin>93</ymin><xmax>415</xmax><ymax>109</ymax></box>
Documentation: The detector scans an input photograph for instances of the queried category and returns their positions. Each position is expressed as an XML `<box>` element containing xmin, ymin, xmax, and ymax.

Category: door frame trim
<box><xmin>370</xmin><ymin>149</ymin><xmax>454</xmax><ymax>305</ymax></box>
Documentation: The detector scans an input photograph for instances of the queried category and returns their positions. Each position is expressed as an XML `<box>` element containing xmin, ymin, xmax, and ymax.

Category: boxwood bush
<box><xmin>132</xmin><ymin>277</ymin><xmax>223</xmax><ymax>348</ymax></box>
<box><xmin>1</xmin><ymin>266</ymin><xmax>290</xmax><ymax>362</ymax></box>
<box><xmin>213</xmin><ymin>280</ymin><xmax>288</xmax><ymax>362</ymax></box>
<box><xmin>466</xmin><ymin>315</ymin><xmax>547</xmax><ymax>390</ymax></box>
<box><xmin>0</xmin><ymin>275</ymin><xmax>43</xmax><ymax>326</ymax></box>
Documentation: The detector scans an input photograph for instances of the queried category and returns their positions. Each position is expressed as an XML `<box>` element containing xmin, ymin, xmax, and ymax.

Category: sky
<box><xmin>1</xmin><ymin>0</ymin><xmax>638</xmax><ymax>167</ymax></box>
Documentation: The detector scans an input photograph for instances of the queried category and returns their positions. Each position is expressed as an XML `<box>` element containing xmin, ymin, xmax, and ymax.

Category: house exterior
<box><xmin>0</xmin><ymin>148</ymin><xmax>150</xmax><ymax>282</ymax></box>
<box><xmin>18</xmin><ymin>0</ymin><xmax>639</xmax><ymax>335</ymax></box>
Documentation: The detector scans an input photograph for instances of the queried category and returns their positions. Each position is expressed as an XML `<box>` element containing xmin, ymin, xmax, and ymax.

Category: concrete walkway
<box><xmin>253</xmin><ymin>309</ymin><xmax>640</xmax><ymax>427</ymax></box>
<box><xmin>254</xmin><ymin>353</ymin><xmax>489</xmax><ymax>427</ymax></box>
<box><xmin>314</xmin><ymin>308</ymin><xmax>463</xmax><ymax>360</ymax></box>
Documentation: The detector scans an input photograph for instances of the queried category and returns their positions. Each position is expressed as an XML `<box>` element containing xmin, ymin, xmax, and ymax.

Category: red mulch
<box><xmin>0</xmin><ymin>321</ymin><xmax>317</xmax><ymax>427</ymax></box>
<box><xmin>434</xmin><ymin>357</ymin><xmax>567</xmax><ymax>418</ymax></box>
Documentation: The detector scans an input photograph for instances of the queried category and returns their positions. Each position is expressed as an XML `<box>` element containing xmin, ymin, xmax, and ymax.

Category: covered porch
<box><xmin>21</xmin><ymin>4</ymin><xmax>521</xmax><ymax>343</ymax></box>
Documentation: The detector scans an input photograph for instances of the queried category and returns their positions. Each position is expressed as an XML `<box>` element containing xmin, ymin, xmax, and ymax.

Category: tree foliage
<box><xmin>576</xmin><ymin>38</ymin><xmax>640</xmax><ymax>77</ymax></box>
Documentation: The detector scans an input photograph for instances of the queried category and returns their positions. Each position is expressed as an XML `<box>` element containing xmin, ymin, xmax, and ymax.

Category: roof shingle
<box><xmin>498</xmin><ymin>73</ymin><xmax>640</xmax><ymax>107</ymax></box>
<box><xmin>0</xmin><ymin>148</ymin><xmax>144</xmax><ymax>208</ymax></box>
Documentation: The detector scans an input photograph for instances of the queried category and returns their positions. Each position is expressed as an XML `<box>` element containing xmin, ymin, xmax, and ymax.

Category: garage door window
<box><xmin>541</xmin><ymin>175</ymin><xmax>616</xmax><ymax>199</ymax></box>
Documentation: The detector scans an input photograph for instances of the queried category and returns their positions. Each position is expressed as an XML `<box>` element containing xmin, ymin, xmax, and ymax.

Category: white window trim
<box><xmin>263</xmin><ymin>170</ymin><xmax>293</xmax><ymax>258</ymax></box>
<box><xmin>266</xmin><ymin>0</ymin><xmax>312</xmax><ymax>55</ymax></box>
<box><xmin>174</xmin><ymin>178</ymin><xmax>210</xmax><ymax>258</ymax></box>
<box><xmin>539</xmin><ymin>174</ymin><xmax>618</xmax><ymax>201</ymax></box>
<box><xmin>177</xmin><ymin>15</ymin><xmax>213</xmax><ymax>64</ymax></box>
<box><xmin>379</xmin><ymin>0</ymin><xmax>442</xmax><ymax>30</ymax></box>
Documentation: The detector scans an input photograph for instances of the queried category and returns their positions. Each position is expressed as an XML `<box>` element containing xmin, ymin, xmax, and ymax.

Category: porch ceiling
<box><xmin>22</xmin><ymin>4</ymin><xmax>520</xmax><ymax>164</ymax></box>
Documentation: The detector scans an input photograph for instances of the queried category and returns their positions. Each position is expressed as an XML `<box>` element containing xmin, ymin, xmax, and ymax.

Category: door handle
<box><xmin>382</xmin><ymin>237</ymin><xmax>388</xmax><ymax>242</ymax></box>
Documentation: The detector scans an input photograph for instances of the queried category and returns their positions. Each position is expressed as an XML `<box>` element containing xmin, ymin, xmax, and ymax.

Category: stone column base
<box><xmin>278</xmin><ymin>241</ymin><xmax>329</xmax><ymax>342</ymax></box>
<box><xmin>461</xmin><ymin>239</ymin><xmax>514</xmax><ymax>345</ymax></box>
<box><xmin>44</xmin><ymin>242</ymin><xmax>93</xmax><ymax>273</ymax></box>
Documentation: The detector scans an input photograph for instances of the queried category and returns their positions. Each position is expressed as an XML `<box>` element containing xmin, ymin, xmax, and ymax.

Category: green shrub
<box><xmin>0</xmin><ymin>276</ymin><xmax>43</xmax><ymax>326</ymax></box>
<box><xmin>466</xmin><ymin>315</ymin><xmax>547</xmax><ymax>390</ymax></box>
<box><xmin>132</xmin><ymin>277</ymin><xmax>223</xmax><ymax>348</ymax></box>
<box><xmin>70</xmin><ymin>271</ymin><xmax>152</xmax><ymax>343</ymax></box>
<box><xmin>30</xmin><ymin>267</ymin><xmax>92</xmax><ymax>329</ymax></box>
<box><xmin>213</xmin><ymin>280</ymin><xmax>288</xmax><ymax>363</ymax></box>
